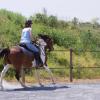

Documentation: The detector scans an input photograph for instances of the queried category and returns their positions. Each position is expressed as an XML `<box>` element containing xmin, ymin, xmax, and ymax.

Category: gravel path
<box><xmin>0</xmin><ymin>80</ymin><xmax>100</xmax><ymax>100</ymax></box>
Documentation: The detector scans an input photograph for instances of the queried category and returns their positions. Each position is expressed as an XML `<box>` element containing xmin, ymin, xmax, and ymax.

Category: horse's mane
<box><xmin>38</xmin><ymin>34</ymin><xmax>51</xmax><ymax>41</ymax></box>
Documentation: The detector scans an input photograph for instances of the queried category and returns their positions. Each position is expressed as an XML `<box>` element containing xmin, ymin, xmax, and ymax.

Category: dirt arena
<box><xmin>0</xmin><ymin>80</ymin><xmax>100</xmax><ymax>100</ymax></box>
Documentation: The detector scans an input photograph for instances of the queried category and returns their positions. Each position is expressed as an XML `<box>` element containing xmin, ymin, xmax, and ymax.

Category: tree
<box><xmin>48</xmin><ymin>15</ymin><xmax>58</xmax><ymax>27</ymax></box>
<box><xmin>42</xmin><ymin>8</ymin><xmax>47</xmax><ymax>16</ymax></box>
<box><xmin>34</xmin><ymin>13</ymin><xmax>48</xmax><ymax>24</ymax></box>
<box><xmin>91</xmin><ymin>17</ymin><xmax>100</xmax><ymax>28</ymax></box>
<box><xmin>72</xmin><ymin>17</ymin><xmax>79</xmax><ymax>28</ymax></box>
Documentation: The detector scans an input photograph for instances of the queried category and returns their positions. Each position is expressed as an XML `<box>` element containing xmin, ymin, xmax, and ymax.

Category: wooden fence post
<box><xmin>69</xmin><ymin>48</ymin><xmax>73</xmax><ymax>82</ymax></box>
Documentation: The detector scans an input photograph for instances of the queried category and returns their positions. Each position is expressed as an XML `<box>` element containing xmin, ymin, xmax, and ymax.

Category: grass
<box><xmin>0</xmin><ymin>45</ymin><xmax>100</xmax><ymax>83</ymax></box>
<box><xmin>0</xmin><ymin>9</ymin><xmax>100</xmax><ymax>83</ymax></box>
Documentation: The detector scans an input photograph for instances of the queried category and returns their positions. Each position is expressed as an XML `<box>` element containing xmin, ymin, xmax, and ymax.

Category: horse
<box><xmin>0</xmin><ymin>34</ymin><xmax>55</xmax><ymax>89</ymax></box>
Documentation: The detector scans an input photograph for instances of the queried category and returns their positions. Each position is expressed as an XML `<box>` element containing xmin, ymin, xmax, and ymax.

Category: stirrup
<box><xmin>36</xmin><ymin>61</ymin><xmax>43</xmax><ymax>67</ymax></box>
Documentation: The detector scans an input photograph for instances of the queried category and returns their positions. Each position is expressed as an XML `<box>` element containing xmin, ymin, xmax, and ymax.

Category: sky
<box><xmin>0</xmin><ymin>0</ymin><xmax>100</xmax><ymax>22</ymax></box>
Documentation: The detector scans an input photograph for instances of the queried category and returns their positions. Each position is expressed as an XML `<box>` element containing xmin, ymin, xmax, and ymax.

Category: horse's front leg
<box><xmin>0</xmin><ymin>64</ymin><xmax>9</xmax><ymax>90</ymax></box>
<box><xmin>43</xmin><ymin>65</ymin><xmax>55</xmax><ymax>84</ymax></box>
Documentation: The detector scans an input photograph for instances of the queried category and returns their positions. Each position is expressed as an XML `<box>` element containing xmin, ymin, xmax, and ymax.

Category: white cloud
<box><xmin>0</xmin><ymin>0</ymin><xmax>100</xmax><ymax>21</ymax></box>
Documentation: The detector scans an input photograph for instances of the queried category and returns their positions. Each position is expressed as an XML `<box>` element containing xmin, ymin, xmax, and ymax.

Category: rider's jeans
<box><xmin>25</xmin><ymin>43</ymin><xmax>39</xmax><ymax>53</ymax></box>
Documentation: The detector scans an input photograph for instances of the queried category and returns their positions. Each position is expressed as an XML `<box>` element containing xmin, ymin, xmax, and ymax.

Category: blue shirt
<box><xmin>20</xmin><ymin>27</ymin><xmax>32</xmax><ymax>43</ymax></box>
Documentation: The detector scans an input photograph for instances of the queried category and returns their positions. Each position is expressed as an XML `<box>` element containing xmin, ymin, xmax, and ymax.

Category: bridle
<box><xmin>37</xmin><ymin>37</ymin><xmax>54</xmax><ymax>64</ymax></box>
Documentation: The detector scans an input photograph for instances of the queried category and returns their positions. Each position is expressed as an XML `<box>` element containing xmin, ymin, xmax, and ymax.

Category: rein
<box><xmin>36</xmin><ymin>41</ymin><xmax>46</xmax><ymax>56</ymax></box>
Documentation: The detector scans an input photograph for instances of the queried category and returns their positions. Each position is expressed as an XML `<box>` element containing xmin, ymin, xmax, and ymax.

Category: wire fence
<box><xmin>21</xmin><ymin>49</ymin><xmax>100</xmax><ymax>83</ymax></box>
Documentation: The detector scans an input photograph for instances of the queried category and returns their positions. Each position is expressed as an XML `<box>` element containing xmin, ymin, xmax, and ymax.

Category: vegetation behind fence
<box><xmin>0</xmin><ymin>9</ymin><xmax>100</xmax><ymax>82</ymax></box>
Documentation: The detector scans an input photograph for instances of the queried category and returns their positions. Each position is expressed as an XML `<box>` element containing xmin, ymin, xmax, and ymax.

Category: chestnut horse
<box><xmin>0</xmin><ymin>34</ymin><xmax>55</xmax><ymax>89</ymax></box>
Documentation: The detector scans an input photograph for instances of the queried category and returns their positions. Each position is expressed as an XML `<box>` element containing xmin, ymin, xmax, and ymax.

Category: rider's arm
<box><xmin>29</xmin><ymin>28</ymin><xmax>36</xmax><ymax>43</ymax></box>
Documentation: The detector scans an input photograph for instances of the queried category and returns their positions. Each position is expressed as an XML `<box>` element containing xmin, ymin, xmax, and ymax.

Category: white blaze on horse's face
<box><xmin>38</xmin><ymin>39</ymin><xmax>47</xmax><ymax>46</ymax></box>
<box><xmin>37</xmin><ymin>39</ymin><xmax>47</xmax><ymax>64</ymax></box>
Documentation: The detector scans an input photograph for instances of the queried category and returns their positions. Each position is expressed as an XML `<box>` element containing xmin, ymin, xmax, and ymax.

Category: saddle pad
<box><xmin>19</xmin><ymin>46</ymin><xmax>33</xmax><ymax>57</ymax></box>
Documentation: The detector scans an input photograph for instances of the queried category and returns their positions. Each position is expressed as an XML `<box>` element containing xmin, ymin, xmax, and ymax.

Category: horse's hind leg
<box><xmin>43</xmin><ymin>65</ymin><xmax>55</xmax><ymax>84</ymax></box>
<box><xmin>0</xmin><ymin>64</ymin><xmax>9</xmax><ymax>89</ymax></box>
<box><xmin>15</xmin><ymin>67</ymin><xmax>26</xmax><ymax>88</ymax></box>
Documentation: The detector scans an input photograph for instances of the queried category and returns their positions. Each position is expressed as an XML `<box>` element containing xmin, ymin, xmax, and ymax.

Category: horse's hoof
<box><xmin>52</xmin><ymin>80</ymin><xmax>56</xmax><ymax>85</ymax></box>
<box><xmin>20</xmin><ymin>83</ymin><xmax>27</xmax><ymax>88</ymax></box>
<box><xmin>52</xmin><ymin>82</ymin><xmax>56</xmax><ymax>85</ymax></box>
<box><xmin>39</xmin><ymin>83</ymin><xmax>44</xmax><ymax>87</ymax></box>
<box><xmin>22</xmin><ymin>84</ymin><xmax>27</xmax><ymax>88</ymax></box>
<box><xmin>0</xmin><ymin>85</ymin><xmax>4</xmax><ymax>91</ymax></box>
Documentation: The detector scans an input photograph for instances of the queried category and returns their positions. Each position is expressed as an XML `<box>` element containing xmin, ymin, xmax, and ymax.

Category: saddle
<box><xmin>19</xmin><ymin>43</ymin><xmax>43</xmax><ymax>68</ymax></box>
<box><xmin>19</xmin><ymin>43</ymin><xmax>39</xmax><ymax>54</ymax></box>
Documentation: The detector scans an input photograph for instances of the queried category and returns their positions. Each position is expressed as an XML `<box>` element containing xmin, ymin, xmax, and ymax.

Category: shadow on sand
<box><xmin>5</xmin><ymin>84</ymin><xmax>69</xmax><ymax>92</ymax></box>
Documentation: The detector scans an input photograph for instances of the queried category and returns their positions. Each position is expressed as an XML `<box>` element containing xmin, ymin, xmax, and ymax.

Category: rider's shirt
<box><xmin>20</xmin><ymin>27</ymin><xmax>32</xmax><ymax>43</ymax></box>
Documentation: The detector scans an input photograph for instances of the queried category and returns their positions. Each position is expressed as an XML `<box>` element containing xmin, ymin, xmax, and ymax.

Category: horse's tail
<box><xmin>0</xmin><ymin>48</ymin><xmax>10</xmax><ymax>58</ymax></box>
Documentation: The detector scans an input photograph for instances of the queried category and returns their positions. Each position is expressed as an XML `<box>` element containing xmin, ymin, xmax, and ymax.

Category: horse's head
<box><xmin>38</xmin><ymin>34</ymin><xmax>54</xmax><ymax>52</ymax></box>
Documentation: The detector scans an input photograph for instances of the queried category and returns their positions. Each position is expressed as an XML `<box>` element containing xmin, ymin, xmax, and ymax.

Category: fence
<box><xmin>21</xmin><ymin>49</ymin><xmax>72</xmax><ymax>83</ymax></box>
<box><xmin>69</xmin><ymin>49</ymin><xmax>100</xmax><ymax>82</ymax></box>
<box><xmin>22</xmin><ymin>49</ymin><xmax>100</xmax><ymax>83</ymax></box>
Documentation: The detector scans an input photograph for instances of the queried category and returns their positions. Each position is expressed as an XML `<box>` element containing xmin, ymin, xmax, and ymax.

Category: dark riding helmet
<box><xmin>25</xmin><ymin>19</ymin><xmax>32</xmax><ymax>27</ymax></box>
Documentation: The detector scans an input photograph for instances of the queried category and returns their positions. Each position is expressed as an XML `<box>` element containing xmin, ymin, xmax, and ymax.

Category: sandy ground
<box><xmin>0</xmin><ymin>80</ymin><xmax>100</xmax><ymax>100</ymax></box>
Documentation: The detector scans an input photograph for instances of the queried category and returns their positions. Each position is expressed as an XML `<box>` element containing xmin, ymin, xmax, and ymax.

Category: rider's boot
<box><xmin>34</xmin><ymin>53</ymin><xmax>43</xmax><ymax>68</ymax></box>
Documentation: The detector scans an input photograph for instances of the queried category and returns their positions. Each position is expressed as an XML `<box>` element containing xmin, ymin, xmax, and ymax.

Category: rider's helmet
<box><xmin>25</xmin><ymin>19</ymin><xmax>32</xmax><ymax>27</ymax></box>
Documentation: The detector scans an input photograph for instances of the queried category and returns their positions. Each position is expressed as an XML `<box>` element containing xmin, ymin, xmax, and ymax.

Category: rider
<box><xmin>20</xmin><ymin>19</ymin><xmax>43</xmax><ymax>67</ymax></box>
